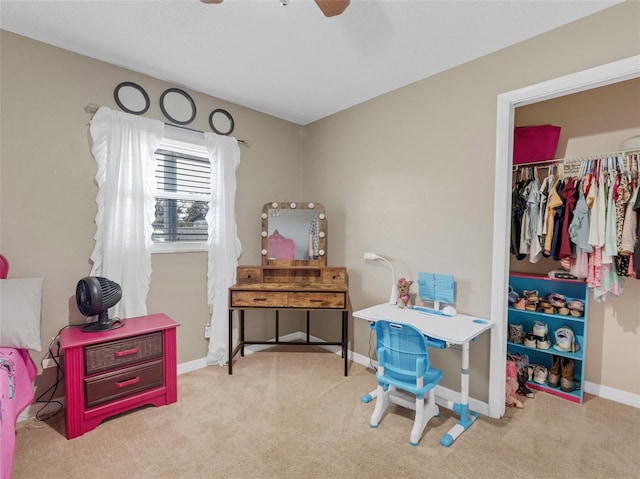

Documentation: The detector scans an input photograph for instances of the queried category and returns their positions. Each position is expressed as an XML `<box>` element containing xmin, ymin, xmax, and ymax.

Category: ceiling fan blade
<box><xmin>314</xmin><ymin>0</ymin><xmax>350</xmax><ymax>17</ymax></box>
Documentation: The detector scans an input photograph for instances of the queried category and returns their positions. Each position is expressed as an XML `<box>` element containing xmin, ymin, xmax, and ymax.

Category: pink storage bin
<box><xmin>513</xmin><ymin>125</ymin><xmax>561</xmax><ymax>165</ymax></box>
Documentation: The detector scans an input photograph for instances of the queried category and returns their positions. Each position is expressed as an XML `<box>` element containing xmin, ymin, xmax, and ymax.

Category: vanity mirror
<box><xmin>261</xmin><ymin>202</ymin><xmax>326</xmax><ymax>265</ymax></box>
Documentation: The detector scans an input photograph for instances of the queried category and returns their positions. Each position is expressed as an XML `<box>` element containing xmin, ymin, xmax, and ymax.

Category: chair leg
<box><xmin>370</xmin><ymin>385</ymin><xmax>390</xmax><ymax>428</ymax></box>
<box><xmin>409</xmin><ymin>390</ymin><xmax>439</xmax><ymax>446</ymax></box>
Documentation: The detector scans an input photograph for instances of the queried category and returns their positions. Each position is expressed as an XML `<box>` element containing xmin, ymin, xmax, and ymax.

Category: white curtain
<box><xmin>89</xmin><ymin>107</ymin><xmax>164</xmax><ymax>319</ymax></box>
<box><xmin>204</xmin><ymin>132</ymin><xmax>241</xmax><ymax>366</ymax></box>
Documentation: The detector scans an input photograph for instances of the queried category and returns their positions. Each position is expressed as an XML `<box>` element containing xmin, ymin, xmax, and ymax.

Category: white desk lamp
<box><xmin>363</xmin><ymin>252</ymin><xmax>397</xmax><ymax>305</ymax></box>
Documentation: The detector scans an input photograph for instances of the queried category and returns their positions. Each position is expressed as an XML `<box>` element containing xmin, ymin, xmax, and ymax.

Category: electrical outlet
<box><xmin>204</xmin><ymin>324</ymin><xmax>211</xmax><ymax>339</ymax></box>
<box><xmin>42</xmin><ymin>357</ymin><xmax>60</xmax><ymax>369</ymax></box>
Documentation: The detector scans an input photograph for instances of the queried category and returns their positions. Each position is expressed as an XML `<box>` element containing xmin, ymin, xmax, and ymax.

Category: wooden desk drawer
<box><xmin>236</xmin><ymin>266</ymin><xmax>262</xmax><ymax>284</ymax></box>
<box><xmin>322</xmin><ymin>268</ymin><xmax>348</xmax><ymax>285</ymax></box>
<box><xmin>84</xmin><ymin>332</ymin><xmax>163</xmax><ymax>375</ymax></box>
<box><xmin>288</xmin><ymin>292</ymin><xmax>345</xmax><ymax>309</ymax></box>
<box><xmin>231</xmin><ymin>291</ymin><xmax>289</xmax><ymax>307</ymax></box>
<box><xmin>84</xmin><ymin>359</ymin><xmax>164</xmax><ymax>408</ymax></box>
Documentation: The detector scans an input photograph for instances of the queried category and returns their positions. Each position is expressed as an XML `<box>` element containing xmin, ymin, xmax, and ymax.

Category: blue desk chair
<box><xmin>370</xmin><ymin>320</ymin><xmax>443</xmax><ymax>446</ymax></box>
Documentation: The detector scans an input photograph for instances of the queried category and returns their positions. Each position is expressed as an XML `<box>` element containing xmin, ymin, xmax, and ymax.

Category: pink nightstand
<box><xmin>59</xmin><ymin>314</ymin><xmax>179</xmax><ymax>439</ymax></box>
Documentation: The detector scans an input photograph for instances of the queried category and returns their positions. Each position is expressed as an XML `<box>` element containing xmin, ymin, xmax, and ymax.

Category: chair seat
<box><xmin>376</xmin><ymin>368</ymin><xmax>442</xmax><ymax>398</ymax></box>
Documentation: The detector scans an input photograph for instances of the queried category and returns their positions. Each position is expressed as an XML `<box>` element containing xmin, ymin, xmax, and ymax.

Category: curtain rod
<box><xmin>84</xmin><ymin>103</ymin><xmax>250</xmax><ymax>147</ymax></box>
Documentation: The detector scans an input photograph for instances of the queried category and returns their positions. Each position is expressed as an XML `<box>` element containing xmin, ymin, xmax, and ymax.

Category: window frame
<box><xmin>151</xmin><ymin>126</ymin><xmax>211</xmax><ymax>254</ymax></box>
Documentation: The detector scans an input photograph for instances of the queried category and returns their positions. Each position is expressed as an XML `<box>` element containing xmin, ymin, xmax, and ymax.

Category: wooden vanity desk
<box><xmin>228</xmin><ymin>261</ymin><xmax>350</xmax><ymax>376</ymax></box>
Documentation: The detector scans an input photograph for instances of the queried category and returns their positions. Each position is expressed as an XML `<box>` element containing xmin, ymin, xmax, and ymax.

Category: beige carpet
<box><xmin>14</xmin><ymin>349</ymin><xmax>640</xmax><ymax>479</ymax></box>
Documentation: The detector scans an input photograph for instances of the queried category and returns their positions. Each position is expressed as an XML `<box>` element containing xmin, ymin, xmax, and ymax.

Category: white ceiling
<box><xmin>0</xmin><ymin>0</ymin><xmax>622</xmax><ymax>125</ymax></box>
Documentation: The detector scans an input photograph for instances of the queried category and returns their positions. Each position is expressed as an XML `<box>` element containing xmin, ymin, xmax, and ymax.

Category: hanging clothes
<box><xmin>511</xmin><ymin>179</ymin><xmax>530</xmax><ymax>261</ymax></box>
<box><xmin>559</xmin><ymin>176</ymin><xmax>577</xmax><ymax>259</ymax></box>
<box><xmin>543</xmin><ymin>178</ymin><xmax>563</xmax><ymax>257</ymax></box>
<box><xmin>634</xmin><ymin>185</ymin><xmax>640</xmax><ymax>275</ymax></box>
<box><xmin>568</xmin><ymin>183</ymin><xmax>592</xmax><ymax>253</ymax></box>
<box><xmin>511</xmin><ymin>150</ymin><xmax>639</xmax><ymax>302</ymax></box>
<box><xmin>531</xmin><ymin>174</ymin><xmax>552</xmax><ymax>263</ymax></box>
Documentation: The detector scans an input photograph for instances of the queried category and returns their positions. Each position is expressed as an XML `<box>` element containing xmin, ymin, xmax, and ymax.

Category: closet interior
<box><xmin>508</xmin><ymin>146</ymin><xmax>639</xmax><ymax>403</ymax></box>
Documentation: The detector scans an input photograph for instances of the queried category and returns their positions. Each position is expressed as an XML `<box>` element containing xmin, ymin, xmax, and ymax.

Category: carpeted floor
<box><xmin>13</xmin><ymin>349</ymin><xmax>640</xmax><ymax>478</ymax></box>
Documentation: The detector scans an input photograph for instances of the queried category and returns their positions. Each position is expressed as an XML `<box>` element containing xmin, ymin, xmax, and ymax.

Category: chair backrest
<box><xmin>375</xmin><ymin>320</ymin><xmax>430</xmax><ymax>383</ymax></box>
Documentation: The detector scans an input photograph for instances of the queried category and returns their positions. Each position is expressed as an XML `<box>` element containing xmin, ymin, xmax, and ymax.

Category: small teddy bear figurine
<box><xmin>396</xmin><ymin>277</ymin><xmax>414</xmax><ymax>309</ymax></box>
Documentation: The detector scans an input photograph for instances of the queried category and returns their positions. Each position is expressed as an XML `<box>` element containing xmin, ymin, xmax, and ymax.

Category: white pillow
<box><xmin>0</xmin><ymin>278</ymin><xmax>45</xmax><ymax>351</ymax></box>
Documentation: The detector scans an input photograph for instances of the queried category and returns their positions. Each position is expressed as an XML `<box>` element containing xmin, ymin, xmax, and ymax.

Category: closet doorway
<box><xmin>488</xmin><ymin>55</ymin><xmax>640</xmax><ymax>419</ymax></box>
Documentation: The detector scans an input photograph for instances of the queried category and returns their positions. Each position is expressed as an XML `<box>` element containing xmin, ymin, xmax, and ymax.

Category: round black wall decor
<box><xmin>209</xmin><ymin>108</ymin><xmax>235</xmax><ymax>136</ymax></box>
<box><xmin>114</xmin><ymin>82</ymin><xmax>150</xmax><ymax>115</ymax></box>
<box><xmin>160</xmin><ymin>88</ymin><xmax>197</xmax><ymax>125</ymax></box>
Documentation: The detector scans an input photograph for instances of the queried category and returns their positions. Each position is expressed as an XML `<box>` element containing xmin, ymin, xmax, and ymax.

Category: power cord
<box><xmin>33</xmin><ymin>325</ymin><xmax>76</xmax><ymax>421</ymax></box>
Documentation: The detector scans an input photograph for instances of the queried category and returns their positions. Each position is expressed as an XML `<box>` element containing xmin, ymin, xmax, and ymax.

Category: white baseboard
<box><xmin>584</xmin><ymin>381</ymin><xmax>640</xmax><ymax>408</ymax></box>
<box><xmin>20</xmin><ymin>338</ymin><xmax>638</xmax><ymax>423</ymax></box>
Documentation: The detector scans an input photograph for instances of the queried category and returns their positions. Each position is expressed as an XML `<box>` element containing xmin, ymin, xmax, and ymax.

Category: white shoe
<box><xmin>536</xmin><ymin>335</ymin><xmax>551</xmax><ymax>350</ymax></box>
<box><xmin>553</xmin><ymin>327</ymin><xmax>579</xmax><ymax>352</ymax></box>
<box><xmin>533</xmin><ymin>321</ymin><xmax>548</xmax><ymax>338</ymax></box>
<box><xmin>533</xmin><ymin>365</ymin><xmax>548</xmax><ymax>384</ymax></box>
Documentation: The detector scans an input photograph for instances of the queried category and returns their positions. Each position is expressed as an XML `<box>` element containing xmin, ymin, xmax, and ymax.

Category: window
<box><xmin>152</xmin><ymin>127</ymin><xmax>210</xmax><ymax>253</ymax></box>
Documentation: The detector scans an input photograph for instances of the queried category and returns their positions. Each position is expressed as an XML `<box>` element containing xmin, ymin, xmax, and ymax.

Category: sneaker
<box><xmin>533</xmin><ymin>321</ymin><xmax>548</xmax><ymax>338</ymax></box>
<box><xmin>553</xmin><ymin>327</ymin><xmax>579</xmax><ymax>353</ymax></box>
<box><xmin>524</xmin><ymin>332</ymin><xmax>537</xmax><ymax>348</ymax></box>
<box><xmin>536</xmin><ymin>335</ymin><xmax>551</xmax><ymax>350</ymax></box>
<box><xmin>533</xmin><ymin>365</ymin><xmax>548</xmax><ymax>384</ymax></box>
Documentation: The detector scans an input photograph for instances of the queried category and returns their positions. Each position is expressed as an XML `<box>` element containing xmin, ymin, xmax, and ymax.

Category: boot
<box><xmin>548</xmin><ymin>355</ymin><xmax>561</xmax><ymax>388</ymax></box>
<box><xmin>560</xmin><ymin>357</ymin><xmax>580</xmax><ymax>392</ymax></box>
<box><xmin>516</xmin><ymin>368</ymin><xmax>534</xmax><ymax>398</ymax></box>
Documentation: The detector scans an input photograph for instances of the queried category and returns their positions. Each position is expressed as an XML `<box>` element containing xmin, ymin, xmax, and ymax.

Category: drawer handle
<box><xmin>114</xmin><ymin>347</ymin><xmax>140</xmax><ymax>358</ymax></box>
<box><xmin>115</xmin><ymin>377</ymin><xmax>141</xmax><ymax>388</ymax></box>
<box><xmin>252</xmin><ymin>297</ymin><xmax>268</xmax><ymax>302</ymax></box>
<box><xmin>310</xmin><ymin>299</ymin><xmax>323</xmax><ymax>303</ymax></box>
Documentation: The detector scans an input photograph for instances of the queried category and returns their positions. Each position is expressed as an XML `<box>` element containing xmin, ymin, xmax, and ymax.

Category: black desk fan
<box><xmin>76</xmin><ymin>276</ymin><xmax>124</xmax><ymax>332</ymax></box>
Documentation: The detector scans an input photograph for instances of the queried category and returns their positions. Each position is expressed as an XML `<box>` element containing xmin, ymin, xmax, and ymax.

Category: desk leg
<box><xmin>342</xmin><ymin>311</ymin><xmax>349</xmax><ymax>376</ymax></box>
<box><xmin>240</xmin><ymin>309</ymin><xmax>245</xmax><ymax>356</ymax></box>
<box><xmin>228</xmin><ymin>310</ymin><xmax>233</xmax><ymax>375</ymax></box>
<box><xmin>439</xmin><ymin>341</ymin><xmax>479</xmax><ymax>447</ymax></box>
<box><xmin>229</xmin><ymin>309</ymin><xmax>247</xmax><ymax>375</ymax></box>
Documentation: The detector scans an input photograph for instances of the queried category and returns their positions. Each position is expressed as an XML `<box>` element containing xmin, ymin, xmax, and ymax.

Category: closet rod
<box><xmin>512</xmin><ymin>161</ymin><xmax>561</xmax><ymax>171</ymax></box>
<box><xmin>513</xmin><ymin>149</ymin><xmax>640</xmax><ymax>173</ymax></box>
<box><xmin>84</xmin><ymin>103</ymin><xmax>250</xmax><ymax>147</ymax></box>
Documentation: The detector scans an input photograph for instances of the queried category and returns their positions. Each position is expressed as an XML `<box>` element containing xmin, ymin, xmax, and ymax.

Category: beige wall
<box><xmin>302</xmin><ymin>1</ymin><xmax>640</xmax><ymax>399</ymax></box>
<box><xmin>0</xmin><ymin>30</ymin><xmax>303</xmax><ymax>395</ymax></box>
<box><xmin>1</xmin><ymin>1</ymin><xmax>639</xmax><ymax>405</ymax></box>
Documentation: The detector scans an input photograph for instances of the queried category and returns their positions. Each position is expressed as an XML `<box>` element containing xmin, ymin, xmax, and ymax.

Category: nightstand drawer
<box><xmin>84</xmin><ymin>332</ymin><xmax>163</xmax><ymax>375</ymax></box>
<box><xmin>288</xmin><ymin>292</ymin><xmax>345</xmax><ymax>309</ymax></box>
<box><xmin>231</xmin><ymin>291</ymin><xmax>288</xmax><ymax>307</ymax></box>
<box><xmin>84</xmin><ymin>359</ymin><xmax>164</xmax><ymax>408</ymax></box>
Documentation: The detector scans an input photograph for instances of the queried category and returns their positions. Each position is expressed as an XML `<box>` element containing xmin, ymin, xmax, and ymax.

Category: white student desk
<box><xmin>353</xmin><ymin>303</ymin><xmax>493</xmax><ymax>447</ymax></box>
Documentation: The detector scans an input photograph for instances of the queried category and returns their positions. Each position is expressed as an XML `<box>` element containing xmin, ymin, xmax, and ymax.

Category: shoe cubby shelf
<box><xmin>508</xmin><ymin>273</ymin><xmax>588</xmax><ymax>404</ymax></box>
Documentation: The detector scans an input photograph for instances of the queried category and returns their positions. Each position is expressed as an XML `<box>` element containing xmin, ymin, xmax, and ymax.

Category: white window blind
<box><xmin>152</xmin><ymin>126</ymin><xmax>210</xmax><ymax>253</ymax></box>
